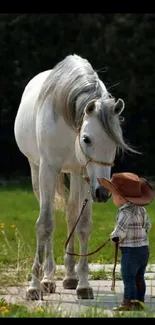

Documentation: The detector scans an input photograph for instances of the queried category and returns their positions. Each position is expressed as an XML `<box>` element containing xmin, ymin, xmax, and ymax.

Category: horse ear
<box><xmin>85</xmin><ymin>101</ymin><xmax>96</xmax><ymax>115</ymax></box>
<box><xmin>113</xmin><ymin>98</ymin><xmax>125</xmax><ymax>115</ymax></box>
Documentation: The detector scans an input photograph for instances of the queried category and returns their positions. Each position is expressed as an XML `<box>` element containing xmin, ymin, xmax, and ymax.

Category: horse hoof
<box><xmin>41</xmin><ymin>280</ymin><xmax>56</xmax><ymax>293</ymax></box>
<box><xmin>76</xmin><ymin>287</ymin><xmax>94</xmax><ymax>299</ymax></box>
<box><xmin>63</xmin><ymin>278</ymin><xmax>78</xmax><ymax>289</ymax></box>
<box><xmin>26</xmin><ymin>288</ymin><xmax>43</xmax><ymax>301</ymax></box>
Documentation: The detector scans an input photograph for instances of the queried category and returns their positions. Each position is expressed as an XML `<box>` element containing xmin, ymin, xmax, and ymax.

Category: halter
<box><xmin>77</xmin><ymin>103</ymin><xmax>114</xmax><ymax>168</ymax></box>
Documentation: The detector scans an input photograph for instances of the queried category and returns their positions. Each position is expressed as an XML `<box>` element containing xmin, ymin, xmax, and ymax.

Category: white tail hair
<box><xmin>54</xmin><ymin>173</ymin><xmax>69</xmax><ymax>211</ymax></box>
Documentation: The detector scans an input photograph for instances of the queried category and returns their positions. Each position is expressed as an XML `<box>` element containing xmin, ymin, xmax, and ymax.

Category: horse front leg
<box><xmin>76</xmin><ymin>176</ymin><xmax>94</xmax><ymax>299</ymax></box>
<box><xmin>63</xmin><ymin>173</ymin><xmax>79</xmax><ymax>290</ymax></box>
<box><xmin>26</xmin><ymin>159</ymin><xmax>59</xmax><ymax>300</ymax></box>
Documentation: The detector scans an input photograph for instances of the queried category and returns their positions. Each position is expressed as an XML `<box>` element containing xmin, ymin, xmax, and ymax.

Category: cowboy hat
<box><xmin>97</xmin><ymin>172</ymin><xmax>154</xmax><ymax>206</ymax></box>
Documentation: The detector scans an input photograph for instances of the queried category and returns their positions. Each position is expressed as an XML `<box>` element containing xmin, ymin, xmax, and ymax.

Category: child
<box><xmin>98</xmin><ymin>172</ymin><xmax>154</xmax><ymax>311</ymax></box>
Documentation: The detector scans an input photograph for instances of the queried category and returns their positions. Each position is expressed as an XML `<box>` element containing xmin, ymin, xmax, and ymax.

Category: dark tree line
<box><xmin>1</xmin><ymin>13</ymin><xmax>155</xmax><ymax>179</ymax></box>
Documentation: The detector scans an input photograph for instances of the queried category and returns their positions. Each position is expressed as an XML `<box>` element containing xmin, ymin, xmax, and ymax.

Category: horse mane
<box><xmin>38</xmin><ymin>54</ymin><xmax>134</xmax><ymax>154</ymax></box>
<box><xmin>38</xmin><ymin>54</ymin><xmax>105</xmax><ymax>129</ymax></box>
<box><xmin>97</xmin><ymin>98</ymin><xmax>133</xmax><ymax>154</ymax></box>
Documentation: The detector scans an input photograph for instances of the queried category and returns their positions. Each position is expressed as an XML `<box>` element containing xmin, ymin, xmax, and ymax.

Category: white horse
<box><xmin>14</xmin><ymin>54</ymin><xmax>134</xmax><ymax>300</ymax></box>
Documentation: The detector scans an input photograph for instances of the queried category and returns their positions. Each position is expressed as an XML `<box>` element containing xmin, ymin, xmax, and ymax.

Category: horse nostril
<box><xmin>95</xmin><ymin>187</ymin><xmax>109</xmax><ymax>202</ymax></box>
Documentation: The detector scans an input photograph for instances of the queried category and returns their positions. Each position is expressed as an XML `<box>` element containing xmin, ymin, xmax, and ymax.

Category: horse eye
<box><xmin>82</xmin><ymin>135</ymin><xmax>91</xmax><ymax>144</ymax></box>
<box><xmin>120</xmin><ymin>116</ymin><xmax>125</xmax><ymax>123</ymax></box>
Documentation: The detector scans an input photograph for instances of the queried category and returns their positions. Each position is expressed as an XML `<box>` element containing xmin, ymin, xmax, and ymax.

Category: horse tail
<box><xmin>55</xmin><ymin>172</ymin><xmax>69</xmax><ymax>211</ymax></box>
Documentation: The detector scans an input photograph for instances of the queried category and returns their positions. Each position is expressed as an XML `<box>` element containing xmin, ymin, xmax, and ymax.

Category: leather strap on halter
<box><xmin>64</xmin><ymin>198</ymin><xmax>118</xmax><ymax>291</ymax></box>
<box><xmin>64</xmin><ymin>198</ymin><xmax>89</xmax><ymax>253</ymax></box>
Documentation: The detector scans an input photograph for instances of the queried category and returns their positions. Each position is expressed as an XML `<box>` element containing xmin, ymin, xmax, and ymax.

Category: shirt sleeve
<box><xmin>110</xmin><ymin>209</ymin><xmax>131</xmax><ymax>240</ymax></box>
<box><xmin>143</xmin><ymin>208</ymin><xmax>152</xmax><ymax>232</ymax></box>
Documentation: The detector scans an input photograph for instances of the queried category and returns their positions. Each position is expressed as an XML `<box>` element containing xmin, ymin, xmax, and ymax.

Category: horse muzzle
<box><xmin>92</xmin><ymin>185</ymin><xmax>110</xmax><ymax>203</ymax></box>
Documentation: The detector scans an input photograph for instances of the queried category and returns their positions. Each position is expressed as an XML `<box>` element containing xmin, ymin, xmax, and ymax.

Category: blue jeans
<box><xmin>120</xmin><ymin>246</ymin><xmax>149</xmax><ymax>302</ymax></box>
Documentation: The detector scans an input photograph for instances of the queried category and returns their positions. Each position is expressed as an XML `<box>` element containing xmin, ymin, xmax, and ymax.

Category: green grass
<box><xmin>1</xmin><ymin>181</ymin><xmax>155</xmax><ymax>318</ymax></box>
<box><xmin>0</xmin><ymin>181</ymin><xmax>155</xmax><ymax>268</ymax></box>
<box><xmin>0</xmin><ymin>181</ymin><xmax>155</xmax><ymax>266</ymax></box>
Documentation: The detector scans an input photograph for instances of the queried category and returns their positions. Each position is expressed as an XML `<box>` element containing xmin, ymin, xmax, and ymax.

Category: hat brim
<box><xmin>97</xmin><ymin>177</ymin><xmax>154</xmax><ymax>206</ymax></box>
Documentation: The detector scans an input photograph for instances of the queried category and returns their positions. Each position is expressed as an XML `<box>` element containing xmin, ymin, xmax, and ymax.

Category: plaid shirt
<box><xmin>110</xmin><ymin>202</ymin><xmax>151</xmax><ymax>247</ymax></box>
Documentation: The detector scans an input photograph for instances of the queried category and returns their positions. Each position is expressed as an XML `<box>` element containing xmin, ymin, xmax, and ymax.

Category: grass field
<box><xmin>0</xmin><ymin>180</ymin><xmax>155</xmax><ymax>269</ymax></box>
<box><xmin>0</xmin><ymin>181</ymin><xmax>155</xmax><ymax>318</ymax></box>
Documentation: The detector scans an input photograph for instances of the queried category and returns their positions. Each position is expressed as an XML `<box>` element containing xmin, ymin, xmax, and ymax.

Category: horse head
<box><xmin>75</xmin><ymin>97</ymin><xmax>126</xmax><ymax>202</ymax></box>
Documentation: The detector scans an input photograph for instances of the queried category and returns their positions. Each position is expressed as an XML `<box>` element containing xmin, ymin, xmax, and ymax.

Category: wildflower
<box><xmin>0</xmin><ymin>306</ymin><xmax>9</xmax><ymax>313</ymax></box>
<box><xmin>11</xmin><ymin>224</ymin><xmax>16</xmax><ymax>228</ymax></box>
<box><xmin>35</xmin><ymin>307</ymin><xmax>44</xmax><ymax>313</ymax></box>
<box><xmin>97</xmin><ymin>260</ymin><xmax>102</xmax><ymax>264</ymax></box>
<box><xmin>0</xmin><ymin>223</ymin><xmax>5</xmax><ymax>229</ymax></box>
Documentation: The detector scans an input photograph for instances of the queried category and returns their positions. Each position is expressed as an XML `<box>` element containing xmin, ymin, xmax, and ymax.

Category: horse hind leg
<box><xmin>26</xmin><ymin>159</ymin><xmax>58</xmax><ymax>300</ymax></box>
<box><xmin>63</xmin><ymin>173</ymin><xmax>79</xmax><ymax>290</ymax></box>
<box><xmin>28</xmin><ymin>160</ymin><xmax>56</xmax><ymax>295</ymax></box>
<box><xmin>26</xmin><ymin>160</ymin><xmax>41</xmax><ymax>300</ymax></box>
